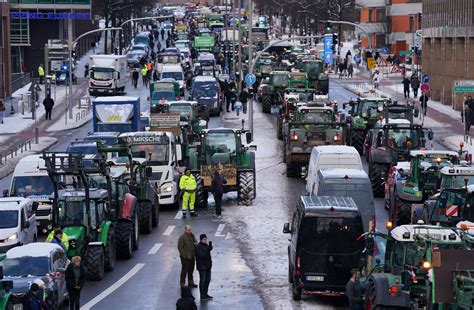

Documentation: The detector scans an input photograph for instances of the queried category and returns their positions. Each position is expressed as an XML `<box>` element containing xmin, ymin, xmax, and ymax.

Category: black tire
<box><xmin>115</xmin><ymin>221</ymin><xmax>134</xmax><ymax>259</ymax></box>
<box><xmin>369</xmin><ymin>163</ymin><xmax>389</xmax><ymax>198</ymax></box>
<box><xmin>152</xmin><ymin>200</ymin><xmax>159</xmax><ymax>228</ymax></box>
<box><xmin>277</xmin><ymin>117</ymin><xmax>283</xmax><ymax>140</ymax></box>
<box><xmin>194</xmin><ymin>173</ymin><xmax>207</xmax><ymax>208</ymax></box>
<box><xmin>365</xmin><ymin>281</ymin><xmax>377</xmax><ymax>310</ymax></box>
<box><xmin>288</xmin><ymin>264</ymin><xmax>293</xmax><ymax>284</ymax></box>
<box><xmin>238</xmin><ymin>171</ymin><xmax>255</xmax><ymax>206</ymax></box>
<box><xmin>133</xmin><ymin>213</ymin><xmax>140</xmax><ymax>251</ymax></box>
<box><xmin>286</xmin><ymin>164</ymin><xmax>298</xmax><ymax>178</ymax></box>
<box><xmin>138</xmin><ymin>201</ymin><xmax>153</xmax><ymax>234</ymax></box>
<box><xmin>391</xmin><ymin>189</ymin><xmax>412</xmax><ymax>226</ymax></box>
<box><xmin>84</xmin><ymin>246</ymin><xmax>105</xmax><ymax>281</ymax></box>
<box><xmin>262</xmin><ymin>96</ymin><xmax>271</xmax><ymax>114</ymax></box>
<box><xmin>5</xmin><ymin>299</ymin><xmax>14</xmax><ymax>310</ymax></box>
<box><xmin>104</xmin><ymin>229</ymin><xmax>116</xmax><ymax>272</ymax></box>
<box><xmin>292</xmin><ymin>283</ymin><xmax>302</xmax><ymax>301</ymax></box>
<box><xmin>350</xmin><ymin>129</ymin><xmax>365</xmax><ymax>155</ymax></box>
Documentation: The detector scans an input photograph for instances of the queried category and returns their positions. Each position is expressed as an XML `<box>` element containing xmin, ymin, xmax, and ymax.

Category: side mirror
<box><xmin>414</xmin><ymin>108</ymin><xmax>419</xmax><ymax>118</ymax></box>
<box><xmin>1</xmin><ymin>280</ymin><xmax>13</xmax><ymax>292</ymax></box>
<box><xmin>246</xmin><ymin>132</ymin><xmax>252</xmax><ymax>144</ymax></box>
<box><xmin>176</xmin><ymin>144</ymin><xmax>183</xmax><ymax>161</ymax></box>
<box><xmin>428</xmin><ymin>130</ymin><xmax>434</xmax><ymax>140</ymax></box>
<box><xmin>199</xmin><ymin>119</ymin><xmax>208</xmax><ymax>128</ymax></box>
<box><xmin>248</xmin><ymin>144</ymin><xmax>257</xmax><ymax>151</ymax></box>
<box><xmin>23</xmin><ymin>221</ymin><xmax>30</xmax><ymax>229</ymax></box>
<box><xmin>32</xmin><ymin>202</ymin><xmax>39</xmax><ymax>212</ymax></box>
<box><xmin>2</xmin><ymin>190</ymin><xmax>8</xmax><ymax>197</ymax></box>
<box><xmin>283</xmin><ymin>223</ymin><xmax>291</xmax><ymax>234</ymax></box>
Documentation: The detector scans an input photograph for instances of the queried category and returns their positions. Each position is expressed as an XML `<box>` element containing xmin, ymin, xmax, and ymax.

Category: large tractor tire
<box><xmin>292</xmin><ymin>283</ymin><xmax>302</xmax><ymax>301</ymax></box>
<box><xmin>138</xmin><ymin>201</ymin><xmax>153</xmax><ymax>234</ymax></box>
<box><xmin>262</xmin><ymin>96</ymin><xmax>272</xmax><ymax>114</ymax></box>
<box><xmin>238</xmin><ymin>171</ymin><xmax>255</xmax><ymax>206</ymax></box>
<box><xmin>277</xmin><ymin>117</ymin><xmax>283</xmax><ymax>140</ymax></box>
<box><xmin>104</xmin><ymin>229</ymin><xmax>116</xmax><ymax>272</ymax></box>
<box><xmin>369</xmin><ymin>164</ymin><xmax>389</xmax><ymax>198</ymax></box>
<box><xmin>84</xmin><ymin>246</ymin><xmax>105</xmax><ymax>281</ymax></box>
<box><xmin>152</xmin><ymin>201</ymin><xmax>160</xmax><ymax>228</ymax></box>
<box><xmin>286</xmin><ymin>157</ymin><xmax>299</xmax><ymax>178</ymax></box>
<box><xmin>391</xmin><ymin>189</ymin><xmax>412</xmax><ymax>227</ymax></box>
<box><xmin>350</xmin><ymin>130</ymin><xmax>365</xmax><ymax>155</ymax></box>
<box><xmin>115</xmin><ymin>221</ymin><xmax>134</xmax><ymax>259</ymax></box>
<box><xmin>194</xmin><ymin>174</ymin><xmax>207</xmax><ymax>208</ymax></box>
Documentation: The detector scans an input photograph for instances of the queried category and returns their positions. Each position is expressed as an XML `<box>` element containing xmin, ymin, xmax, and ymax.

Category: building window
<box><xmin>376</xmin><ymin>8</ymin><xmax>386</xmax><ymax>22</ymax></box>
<box><xmin>376</xmin><ymin>34</ymin><xmax>386</xmax><ymax>48</ymax></box>
<box><xmin>409</xmin><ymin>15</ymin><xmax>415</xmax><ymax>32</ymax></box>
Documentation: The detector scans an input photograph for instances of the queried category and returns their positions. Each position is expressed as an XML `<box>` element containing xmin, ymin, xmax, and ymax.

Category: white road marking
<box><xmin>163</xmin><ymin>225</ymin><xmax>175</xmax><ymax>236</ymax></box>
<box><xmin>225</xmin><ymin>232</ymin><xmax>232</xmax><ymax>240</ymax></box>
<box><xmin>80</xmin><ymin>263</ymin><xmax>145</xmax><ymax>310</ymax></box>
<box><xmin>215</xmin><ymin>224</ymin><xmax>226</xmax><ymax>237</ymax></box>
<box><xmin>147</xmin><ymin>243</ymin><xmax>163</xmax><ymax>255</ymax></box>
<box><xmin>174</xmin><ymin>211</ymin><xmax>182</xmax><ymax>219</ymax></box>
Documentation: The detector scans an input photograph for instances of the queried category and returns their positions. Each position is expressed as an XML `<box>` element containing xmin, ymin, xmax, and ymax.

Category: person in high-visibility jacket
<box><xmin>180</xmin><ymin>169</ymin><xmax>198</xmax><ymax>218</ymax></box>
<box><xmin>141</xmin><ymin>65</ymin><xmax>148</xmax><ymax>87</ymax></box>
<box><xmin>46</xmin><ymin>223</ymin><xmax>69</xmax><ymax>250</ymax></box>
<box><xmin>38</xmin><ymin>64</ymin><xmax>45</xmax><ymax>84</ymax></box>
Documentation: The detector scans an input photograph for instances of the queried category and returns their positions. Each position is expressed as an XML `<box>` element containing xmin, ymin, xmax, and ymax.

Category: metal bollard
<box><xmin>35</xmin><ymin>128</ymin><xmax>39</xmax><ymax>144</ymax></box>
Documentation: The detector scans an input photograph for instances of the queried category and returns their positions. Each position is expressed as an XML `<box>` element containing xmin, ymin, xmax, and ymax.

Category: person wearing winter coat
<box><xmin>21</xmin><ymin>283</ymin><xmax>42</xmax><ymax>310</ymax></box>
<box><xmin>132</xmin><ymin>69</ymin><xmax>139</xmax><ymax>89</ymax></box>
<box><xmin>411</xmin><ymin>76</ymin><xmax>420</xmax><ymax>97</ymax></box>
<box><xmin>65</xmin><ymin>256</ymin><xmax>86</xmax><ymax>310</ymax></box>
<box><xmin>402</xmin><ymin>76</ymin><xmax>411</xmax><ymax>98</ymax></box>
<box><xmin>238</xmin><ymin>88</ymin><xmax>249</xmax><ymax>114</ymax></box>
<box><xmin>42</xmin><ymin>95</ymin><xmax>55</xmax><ymax>120</ymax></box>
<box><xmin>211</xmin><ymin>171</ymin><xmax>226</xmax><ymax>216</ymax></box>
<box><xmin>176</xmin><ymin>286</ymin><xmax>197</xmax><ymax>310</ymax></box>
<box><xmin>419</xmin><ymin>92</ymin><xmax>429</xmax><ymax>116</ymax></box>
<box><xmin>195</xmin><ymin>234</ymin><xmax>213</xmax><ymax>301</ymax></box>
<box><xmin>462</xmin><ymin>101</ymin><xmax>472</xmax><ymax>135</ymax></box>
<box><xmin>50</xmin><ymin>230</ymin><xmax>67</xmax><ymax>252</ymax></box>
<box><xmin>178</xmin><ymin>225</ymin><xmax>198</xmax><ymax>287</ymax></box>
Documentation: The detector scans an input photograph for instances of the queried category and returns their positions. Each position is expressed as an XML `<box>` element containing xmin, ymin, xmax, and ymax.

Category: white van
<box><xmin>9</xmin><ymin>155</ymin><xmax>54</xmax><ymax>233</ymax></box>
<box><xmin>306</xmin><ymin>145</ymin><xmax>363</xmax><ymax>194</ymax></box>
<box><xmin>160</xmin><ymin>64</ymin><xmax>185</xmax><ymax>96</ymax></box>
<box><xmin>0</xmin><ymin>197</ymin><xmax>38</xmax><ymax>252</ymax></box>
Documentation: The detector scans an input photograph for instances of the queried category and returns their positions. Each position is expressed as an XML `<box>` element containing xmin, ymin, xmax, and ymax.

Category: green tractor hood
<box><xmin>63</xmin><ymin>226</ymin><xmax>86</xmax><ymax>257</ymax></box>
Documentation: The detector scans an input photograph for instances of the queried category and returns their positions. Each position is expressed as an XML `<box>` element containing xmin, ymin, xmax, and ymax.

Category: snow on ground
<box><xmin>48</xmin><ymin>106</ymin><xmax>92</xmax><ymax>132</ymax></box>
<box><xmin>442</xmin><ymin>135</ymin><xmax>474</xmax><ymax>155</ymax></box>
<box><xmin>0</xmin><ymin>136</ymin><xmax>57</xmax><ymax>179</ymax></box>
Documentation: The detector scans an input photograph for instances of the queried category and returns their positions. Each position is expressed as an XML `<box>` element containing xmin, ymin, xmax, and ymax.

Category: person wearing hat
<box><xmin>22</xmin><ymin>282</ymin><xmax>43</xmax><ymax>310</ymax></box>
<box><xmin>46</xmin><ymin>224</ymin><xmax>69</xmax><ymax>250</ymax></box>
<box><xmin>51</xmin><ymin>230</ymin><xmax>67</xmax><ymax>252</ymax></box>
<box><xmin>195</xmin><ymin>234</ymin><xmax>213</xmax><ymax>301</ymax></box>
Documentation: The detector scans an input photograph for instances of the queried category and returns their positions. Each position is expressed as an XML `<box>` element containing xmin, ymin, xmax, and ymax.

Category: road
<box><xmin>0</xmin><ymin>74</ymin><xmax>453</xmax><ymax>309</ymax></box>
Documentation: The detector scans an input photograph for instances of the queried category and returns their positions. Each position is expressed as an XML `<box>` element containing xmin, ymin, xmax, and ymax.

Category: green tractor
<box><xmin>258</xmin><ymin>70</ymin><xmax>289</xmax><ymax>114</ymax></box>
<box><xmin>385</xmin><ymin>150</ymin><xmax>460</xmax><ymax>227</ymax></box>
<box><xmin>282</xmin><ymin>102</ymin><xmax>345</xmax><ymax>177</ymax></box>
<box><xmin>343</xmin><ymin>97</ymin><xmax>392</xmax><ymax>154</ymax></box>
<box><xmin>0</xmin><ymin>267</ymin><xmax>14</xmax><ymax>310</ymax></box>
<box><xmin>297</xmin><ymin>59</ymin><xmax>328</xmax><ymax>94</ymax></box>
<box><xmin>42</xmin><ymin>153</ymin><xmax>116</xmax><ymax>281</ymax></box>
<box><xmin>366</xmin><ymin>120</ymin><xmax>433</xmax><ymax>197</ymax></box>
<box><xmin>188</xmin><ymin>128</ymin><xmax>257</xmax><ymax>206</ymax></box>
<box><xmin>363</xmin><ymin>225</ymin><xmax>474</xmax><ymax>309</ymax></box>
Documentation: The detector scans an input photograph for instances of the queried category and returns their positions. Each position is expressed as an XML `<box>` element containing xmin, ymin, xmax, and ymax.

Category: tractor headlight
<box><xmin>161</xmin><ymin>184</ymin><xmax>173</xmax><ymax>193</ymax></box>
<box><xmin>7</xmin><ymin>233</ymin><xmax>17</xmax><ymax>242</ymax></box>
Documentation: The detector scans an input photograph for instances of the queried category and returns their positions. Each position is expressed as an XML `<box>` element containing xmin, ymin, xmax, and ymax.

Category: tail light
<box><xmin>333</xmin><ymin>134</ymin><xmax>341</xmax><ymax>142</ymax></box>
<box><xmin>147</xmin><ymin>97</ymin><xmax>151</xmax><ymax>101</ymax></box>
<box><xmin>406</xmin><ymin>141</ymin><xmax>412</xmax><ymax>148</ymax></box>
<box><xmin>404</xmin><ymin>183</ymin><xmax>415</xmax><ymax>188</ymax></box>
<box><xmin>290</xmin><ymin>134</ymin><xmax>298</xmax><ymax>141</ymax></box>
<box><xmin>379</xmin><ymin>147</ymin><xmax>386</xmax><ymax>151</ymax></box>
<box><xmin>389</xmin><ymin>285</ymin><xmax>398</xmax><ymax>296</ymax></box>
<box><xmin>422</xmin><ymin>261</ymin><xmax>431</xmax><ymax>270</ymax></box>
<box><xmin>386</xmin><ymin>221</ymin><xmax>393</xmax><ymax>230</ymax></box>
<box><xmin>295</xmin><ymin>256</ymin><xmax>301</xmax><ymax>276</ymax></box>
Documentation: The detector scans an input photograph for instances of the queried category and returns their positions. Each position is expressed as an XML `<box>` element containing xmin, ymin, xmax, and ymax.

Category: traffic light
<box><xmin>332</xmin><ymin>33</ymin><xmax>338</xmax><ymax>52</ymax></box>
<box><xmin>71</xmin><ymin>50</ymin><xmax>76</xmax><ymax>58</ymax></box>
<box><xmin>325</xmin><ymin>22</ymin><xmax>331</xmax><ymax>33</ymax></box>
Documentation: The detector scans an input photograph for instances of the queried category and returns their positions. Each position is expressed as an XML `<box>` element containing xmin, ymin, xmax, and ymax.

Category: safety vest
<box><xmin>141</xmin><ymin>67</ymin><xmax>148</xmax><ymax>77</ymax></box>
<box><xmin>179</xmin><ymin>174</ymin><xmax>197</xmax><ymax>191</ymax></box>
<box><xmin>38</xmin><ymin>66</ymin><xmax>45</xmax><ymax>77</ymax></box>
<box><xmin>147</xmin><ymin>63</ymin><xmax>153</xmax><ymax>71</ymax></box>
<box><xmin>46</xmin><ymin>230</ymin><xmax>69</xmax><ymax>250</ymax></box>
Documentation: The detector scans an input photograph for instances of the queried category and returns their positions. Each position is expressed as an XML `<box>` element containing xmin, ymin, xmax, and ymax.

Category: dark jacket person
<box><xmin>211</xmin><ymin>171</ymin><xmax>226</xmax><ymax>216</ymax></box>
<box><xmin>176</xmin><ymin>286</ymin><xmax>197</xmax><ymax>310</ymax></box>
<box><xmin>65</xmin><ymin>256</ymin><xmax>86</xmax><ymax>310</ymax></box>
<box><xmin>195</xmin><ymin>234</ymin><xmax>213</xmax><ymax>300</ymax></box>
<box><xmin>43</xmin><ymin>95</ymin><xmax>55</xmax><ymax>120</ymax></box>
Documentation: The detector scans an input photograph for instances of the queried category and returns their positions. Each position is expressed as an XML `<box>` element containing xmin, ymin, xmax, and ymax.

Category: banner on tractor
<box><xmin>201</xmin><ymin>164</ymin><xmax>237</xmax><ymax>186</ymax></box>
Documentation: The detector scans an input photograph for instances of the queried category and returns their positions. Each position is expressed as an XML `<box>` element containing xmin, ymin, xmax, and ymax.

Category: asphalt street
<box><xmin>0</xmin><ymin>73</ymin><xmax>453</xmax><ymax>309</ymax></box>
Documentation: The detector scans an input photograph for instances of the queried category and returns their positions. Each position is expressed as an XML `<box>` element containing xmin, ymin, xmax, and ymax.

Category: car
<box><xmin>164</xmin><ymin>47</ymin><xmax>181</xmax><ymax>54</ymax></box>
<box><xmin>131</xmin><ymin>44</ymin><xmax>149</xmax><ymax>56</ymax></box>
<box><xmin>160</xmin><ymin>64</ymin><xmax>185</xmax><ymax>96</ymax></box>
<box><xmin>84</xmin><ymin>132</ymin><xmax>120</xmax><ymax>146</ymax></box>
<box><xmin>1</xmin><ymin>243</ymin><xmax>69</xmax><ymax>308</ymax></box>
<box><xmin>66</xmin><ymin>141</ymin><xmax>100</xmax><ymax>156</ymax></box>
<box><xmin>0</xmin><ymin>197</ymin><xmax>38</xmax><ymax>253</ymax></box>
<box><xmin>127</xmin><ymin>51</ymin><xmax>145</xmax><ymax>68</ymax></box>
<box><xmin>163</xmin><ymin>22</ymin><xmax>173</xmax><ymax>30</ymax></box>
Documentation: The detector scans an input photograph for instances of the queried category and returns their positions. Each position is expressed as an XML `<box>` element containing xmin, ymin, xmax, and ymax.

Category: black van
<box><xmin>283</xmin><ymin>196</ymin><xmax>365</xmax><ymax>300</ymax></box>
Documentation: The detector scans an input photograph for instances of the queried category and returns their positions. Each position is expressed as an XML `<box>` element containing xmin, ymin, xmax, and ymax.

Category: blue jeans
<box><xmin>198</xmin><ymin>269</ymin><xmax>211</xmax><ymax>296</ymax></box>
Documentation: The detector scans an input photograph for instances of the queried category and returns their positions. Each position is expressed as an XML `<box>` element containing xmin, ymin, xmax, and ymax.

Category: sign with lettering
<box><xmin>10</xmin><ymin>12</ymin><xmax>91</xmax><ymax>20</ymax></box>
<box><xmin>124</xmin><ymin>135</ymin><xmax>169</xmax><ymax>145</ymax></box>
<box><xmin>201</xmin><ymin>164</ymin><xmax>237</xmax><ymax>186</ymax></box>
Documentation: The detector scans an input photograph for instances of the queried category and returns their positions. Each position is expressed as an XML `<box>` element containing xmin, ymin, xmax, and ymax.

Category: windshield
<box><xmin>132</xmin><ymin>46</ymin><xmax>145</xmax><ymax>51</ymax></box>
<box><xmin>192</xmin><ymin>83</ymin><xmax>217</xmax><ymax>98</ymax></box>
<box><xmin>2</xmin><ymin>257</ymin><xmax>50</xmax><ymax>277</ymax></box>
<box><xmin>272</xmin><ymin>74</ymin><xmax>288</xmax><ymax>87</ymax></box>
<box><xmin>58</xmin><ymin>199</ymin><xmax>89</xmax><ymax>226</ymax></box>
<box><xmin>431</xmin><ymin>190</ymin><xmax>466</xmax><ymax>225</ymax></box>
<box><xmin>90</xmin><ymin>68</ymin><xmax>114</xmax><ymax>81</ymax></box>
<box><xmin>443</xmin><ymin>175</ymin><xmax>474</xmax><ymax>189</ymax></box>
<box><xmin>134</xmin><ymin>36</ymin><xmax>148</xmax><ymax>45</ymax></box>
<box><xmin>206</xmin><ymin>131</ymin><xmax>236</xmax><ymax>156</ymax></box>
<box><xmin>386</xmin><ymin>128</ymin><xmax>420</xmax><ymax>149</ymax></box>
<box><xmin>96</xmin><ymin>123</ymin><xmax>133</xmax><ymax>133</ymax></box>
<box><xmin>305</xmin><ymin>62</ymin><xmax>322</xmax><ymax>74</ymax></box>
<box><xmin>161</xmin><ymin>55</ymin><xmax>180</xmax><ymax>63</ymax></box>
<box><xmin>161</xmin><ymin>72</ymin><xmax>183</xmax><ymax>81</ymax></box>
<box><xmin>260</xmin><ymin>64</ymin><xmax>272</xmax><ymax>74</ymax></box>
<box><xmin>0</xmin><ymin>211</ymin><xmax>18</xmax><ymax>229</ymax></box>
<box><xmin>359</xmin><ymin>101</ymin><xmax>383</xmax><ymax>116</ymax></box>
<box><xmin>66</xmin><ymin>145</ymin><xmax>99</xmax><ymax>155</ymax></box>
<box><xmin>152</xmin><ymin>91</ymin><xmax>176</xmax><ymax>101</ymax></box>
<box><xmin>169</xmin><ymin>105</ymin><xmax>194</xmax><ymax>118</ymax></box>
<box><xmin>130</xmin><ymin>144</ymin><xmax>169</xmax><ymax>164</ymax></box>
<box><xmin>302</xmin><ymin>111</ymin><xmax>332</xmax><ymax>123</ymax></box>
<box><xmin>84</xmin><ymin>136</ymin><xmax>118</xmax><ymax>146</ymax></box>
<box><xmin>11</xmin><ymin>176</ymin><xmax>54</xmax><ymax>197</ymax></box>
<box><xmin>299</xmin><ymin>216</ymin><xmax>364</xmax><ymax>254</ymax></box>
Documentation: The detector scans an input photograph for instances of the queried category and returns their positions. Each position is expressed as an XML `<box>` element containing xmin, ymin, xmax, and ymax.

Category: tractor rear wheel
<box><xmin>238</xmin><ymin>171</ymin><xmax>255</xmax><ymax>206</ymax></box>
<box><xmin>152</xmin><ymin>201</ymin><xmax>159</xmax><ymax>228</ymax></box>
<box><xmin>104</xmin><ymin>229</ymin><xmax>116</xmax><ymax>272</ymax></box>
<box><xmin>292</xmin><ymin>283</ymin><xmax>302</xmax><ymax>301</ymax></box>
<box><xmin>277</xmin><ymin>117</ymin><xmax>283</xmax><ymax>140</ymax></box>
<box><xmin>194</xmin><ymin>174</ymin><xmax>207</xmax><ymax>208</ymax></box>
<box><xmin>286</xmin><ymin>164</ymin><xmax>299</xmax><ymax>178</ymax></box>
<box><xmin>350</xmin><ymin>130</ymin><xmax>365</xmax><ymax>155</ymax></box>
<box><xmin>391</xmin><ymin>189</ymin><xmax>412</xmax><ymax>226</ymax></box>
<box><xmin>369</xmin><ymin>164</ymin><xmax>389</xmax><ymax>198</ymax></box>
<box><xmin>115</xmin><ymin>221</ymin><xmax>134</xmax><ymax>259</ymax></box>
<box><xmin>84</xmin><ymin>246</ymin><xmax>105</xmax><ymax>281</ymax></box>
<box><xmin>139</xmin><ymin>201</ymin><xmax>153</xmax><ymax>234</ymax></box>
<box><xmin>262</xmin><ymin>96</ymin><xmax>272</xmax><ymax>114</ymax></box>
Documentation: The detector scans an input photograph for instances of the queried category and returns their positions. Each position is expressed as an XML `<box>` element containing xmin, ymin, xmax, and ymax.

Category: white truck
<box><xmin>89</xmin><ymin>55</ymin><xmax>127</xmax><ymax>96</ymax></box>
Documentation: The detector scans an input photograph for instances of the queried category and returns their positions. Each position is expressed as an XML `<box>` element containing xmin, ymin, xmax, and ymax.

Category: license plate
<box><xmin>13</xmin><ymin>304</ymin><xmax>23</xmax><ymax>310</ymax></box>
<box><xmin>306</xmin><ymin>275</ymin><xmax>324</xmax><ymax>281</ymax></box>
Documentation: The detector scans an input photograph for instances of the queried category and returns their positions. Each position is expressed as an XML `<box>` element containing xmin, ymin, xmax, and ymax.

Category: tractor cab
<box><xmin>440</xmin><ymin>164</ymin><xmax>474</xmax><ymax>190</ymax></box>
<box><xmin>383</xmin><ymin>103</ymin><xmax>419</xmax><ymax>123</ymax></box>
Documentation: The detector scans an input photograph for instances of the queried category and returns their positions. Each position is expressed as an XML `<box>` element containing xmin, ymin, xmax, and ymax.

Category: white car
<box><xmin>0</xmin><ymin>197</ymin><xmax>38</xmax><ymax>252</ymax></box>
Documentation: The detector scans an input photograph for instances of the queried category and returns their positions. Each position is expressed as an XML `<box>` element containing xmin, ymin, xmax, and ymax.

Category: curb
<box><xmin>47</xmin><ymin>110</ymin><xmax>92</xmax><ymax>132</ymax></box>
<box><xmin>0</xmin><ymin>137</ymin><xmax>58</xmax><ymax>180</ymax></box>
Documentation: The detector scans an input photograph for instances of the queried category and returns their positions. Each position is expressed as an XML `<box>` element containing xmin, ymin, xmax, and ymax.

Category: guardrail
<box><xmin>11</xmin><ymin>72</ymin><xmax>32</xmax><ymax>93</ymax></box>
<box><xmin>75</xmin><ymin>108</ymin><xmax>90</xmax><ymax>122</ymax></box>
<box><xmin>0</xmin><ymin>140</ymin><xmax>32</xmax><ymax>165</ymax></box>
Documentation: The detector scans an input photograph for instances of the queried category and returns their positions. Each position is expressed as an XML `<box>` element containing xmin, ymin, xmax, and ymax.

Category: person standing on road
<box><xmin>176</xmin><ymin>286</ymin><xmax>197</xmax><ymax>310</ymax></box>
<box><xmin>195</xmin><ymin>234</ymin><xmax>213</xmax><ymax>301</ymax></box>
<box><xmin>180</xmin><ymin>169</ymin><xmax>198</xmax><ymax>218</ymax></box>
<box><xmin>46</xmin><ymin>223</ymin><xmax>69</xmax><ymax>249</ymax></box>
<box><xmin>38</xmin><ymin>64</ymin><xmax>45</xmax><ymax>84</ymax></box>
<box><xmin>132</xmin><ymin>69</ymin><xmax>139</xmax><ymax>89</ymax></box>
<box><xmin>402</xmin><ymin>76</ymin><xmax>411</xmax><ymax>98</ymax></box>
<box><xmin>462</xmin><ymin>101</ymin><xmax>472</xmax><ymax>135</ymax></box>
<box><xmin>178</xmin><ymin>225</ymin><xmax>198</xmax><ymax>288</ymax></box>
<box><xmin>42</xmin><ymin>95</ymin><xmax>54</xmax><ymax>120</ymax></box>
<box><xmin>65</xmin><ymin>256</ymin><xmax>85</xmax><ymax>310</ymax></box>
<box><xmin>419</xmin><ymin>92</ymin><xmax>429</xmax><ymax>116</ymax></box>
<box><xmin>346</xmin><ymin>268</ymin><xmax>364</xmax><ymax>310</ymax></box>
<box><xmin>411</xmin><ymin>75</ymin><xmax>420</xmax><ymax>98</ymax></box>
<box><xmin>347</xmin><ymin>63</ymin><xmax>354</xmax><ymax>78</ymax></box>
<box><xmin>161</xmin><ymin>28</ymin><xmax>165</xmax><ymax>40</ymax></box>
<box><xmin>84</xmin><ymin>63</ymin><xmax>89</xmax><ymax>78</ymax></box>
<box><xmin>141</xmin><ymin>65</ymin><xmax>148</xmax><ymax>87</ymax></box>
<box><xmin>239</xmin><ymin>88</ymin><xmax>249</xmax><ymax>114</ymax></box>
<box><xmin>211</xmin><ymin>171</ymin><xmax>226</xmax><ymax>216</ymax></box>
<box><xmin>21</xmin><ymin>283</ymin><xmax>42</xmax><ymax>310</ymax></box>
<box><xmin>373</xmin><ymin>70</ymin><xmax>381</xmax><ymax>89</ymax></box>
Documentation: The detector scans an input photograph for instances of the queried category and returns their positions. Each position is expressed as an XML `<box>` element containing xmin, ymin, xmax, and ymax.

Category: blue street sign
<box><xmin>353</xmin><ymin>54</ymin><xmax>361</xmax><ymax>62</ymax></box>
<box><xmin>381</xmin><ymin>47</ymin><xmax>389</xmax><ymax>54</ymax></box>
<box><xmin>323</xmin><ymin>34</ymin><xmax>333</xmax><ymax>65</ymax></box>
<box><xmin>422</xmin><ymin>74</ymin><xmax>429</xmax><ymax>84</ymax></box>
<box><xmin>245</xmin><ymin>73</ymin><xmax>257</xmax><ymax>85</ymax></box>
